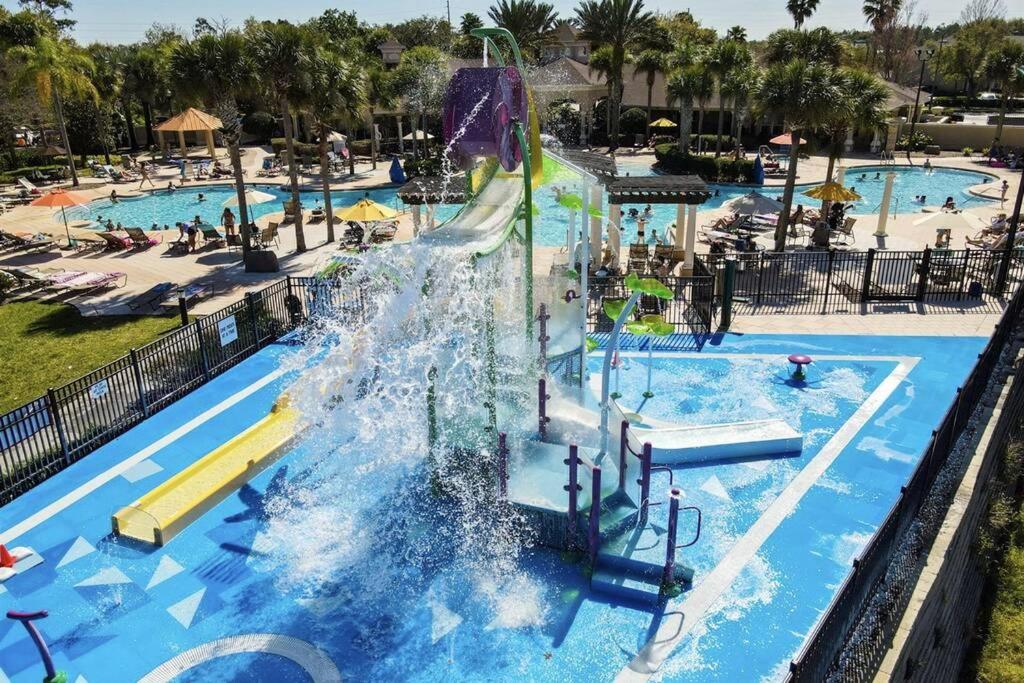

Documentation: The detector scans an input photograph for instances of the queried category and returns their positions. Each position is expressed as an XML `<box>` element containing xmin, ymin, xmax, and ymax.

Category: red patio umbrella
<box><xmin>29</xmin><ymin>189</ymin><xmax>91</xmax><ymax>247</ymax></box>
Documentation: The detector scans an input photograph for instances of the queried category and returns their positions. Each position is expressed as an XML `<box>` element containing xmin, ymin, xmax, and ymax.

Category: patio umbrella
<box><xmin>803</xmin><ymin>182</ymin><xmax>862</xmax><ymax>202</ymax></box>
<box><xmin>29</xmin><ymin>189</ymin><xmax>90</xmax><ymax>246</ymax></box>
<box><xmin>723</xmin><ymin>191</ymin><xmax>783</xmax><ymax>216</ymax></box>
<box><xmin>222</xmin><ymin>189</ymin><xmax>276</xmax><ymax>208</ymax></box>
<box><xmin>913</xmin><ymin>210</ymin><xmax>988</xmax><ymax>231</ymax></box>
<box><xmin>769</xmin><ymin>132</ymin><xmax>807</xmax><ymax>145</ymax></box>
<box><xmin>649</xmin><ymin>118</ymin><xmax>677</xmax><ymax>128</ymax></box>
<box><xmin>402</xmin><ymin>130</ymin><xmax>435</xmax><ymax>141</ymax></box>
<box><xmin>336</xmin><ymin>197</ymin><xmax>398</xmax><ymax>222</ymax></box>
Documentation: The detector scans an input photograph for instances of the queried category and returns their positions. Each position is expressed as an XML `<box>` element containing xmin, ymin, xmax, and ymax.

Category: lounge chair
<box><xmin>699</xmin><ymin>215</ymin><xmax>746</xmax><ymax>243</ymax></box>
<box><xmin>1</xmin><ymin>266</ymin><xmax>70</xmax><ymax>289</ymax></box>
<box><xmin>628</xmin><ymin>243</ymin><xmax>650</xmax><ymax>273</ymax></box>
<box><xmin>16</xmin><ymin>177</ymin><xmax>41</xmax><ymax>195</ymax></box>
<box><xmin>199</xmin><ymin>225</ymin><xmax>226</xmax><ymax>247</ymax></box>
<box><xmin>48</xmin><ymin>271</ymin><xmax>127</xmax><ymax>293</ymax></box>
<box><xmin>310</xmin><ymin>207</ymin><xmax>326</xmax><ymax>223</ymax></box>
<box><xmin>97</xmin><ymin>231</ymin><xmax>132</xmax><ymax>250</ymax></box>
<box><xmin>282</xmin><ymin>200</ymin><xmax>300</xmax><ymax>224</ymax></box>
<box><xmin>369</xmin><ymin>223</ymin><xmax>397</xmax><ymax>243</ymax></box>
<box><xmin>0</xmin><ymin>231</ymin><xmax>55</xmax><ymax>254</ymax></box>
<box><xmin>124</xmin><ymin>227</ymin><xmax>161</xmax><ymax>249</ymax></box>
<box><xmin>128</xmin><ymin>282</ymin><xmax>176</xmax><ymax>311</ymax></box>
<box><xmin>830</xmin><ymin>217</ymin><xmax>857</xmax><ymax>246</ymax></box>
<box><xmin>343</xmin><ymin>221</ymin><xmax>364</xmax><ymax>246</ymax></box>
<box><xmin>257</xmin><ymin>225</ymin><xmax>279</xmax><ymax>250</ymax></box>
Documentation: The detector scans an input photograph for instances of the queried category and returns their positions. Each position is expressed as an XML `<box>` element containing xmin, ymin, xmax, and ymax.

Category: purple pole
<box><xmin>663</xmin><ymin>488</ymin><xmax>682</xmax><ymax>588</ymax></box>
<box><xmin>538</xmin><ymin>303</ymin><xmax>550</xmax><ymax>369</ymax></box>
<box><xmin>7</xmin><ymin>610</ymin><xmax>59</xmax><ymax>681</ymax></box>
<box><xmin>639</xmin><ymin>442</ymin><xmax>653</xmax><ymax>526</ymax></box>
<box><xmin>566</xmin><ymin>444</ymin><xmax>579</xmax><ymax>547</ymax></box>
<box><xmin>538</xmin><ymin>378</ymin><xmax>549</xmax><ymax>439</ymax></box>
<box><xmin>497</xmin><ymin>432</ymin><xmax>508</xmax><ymax>500</ymax></box>
<box><xmin>618</xmin><ymin>420</ymin><xmax>628</xmax><ymax>490</ymax></box>
<box><xmin>588</xmin><ymin>466</ymin><xmax>602</xmax><ymax>566</ymax></box>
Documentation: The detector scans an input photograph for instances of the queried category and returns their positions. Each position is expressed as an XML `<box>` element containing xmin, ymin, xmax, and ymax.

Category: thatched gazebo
<box><xmin>155</xmin><ymin>107</ymin><xmax>222</xmax><ymax>159</ymax></box>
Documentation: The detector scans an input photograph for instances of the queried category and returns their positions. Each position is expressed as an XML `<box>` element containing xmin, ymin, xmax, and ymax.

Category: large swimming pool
<box><xmin>64</xmin><ymin>162</ymin><xmax>995</xmax><ymax>249</ymax></box>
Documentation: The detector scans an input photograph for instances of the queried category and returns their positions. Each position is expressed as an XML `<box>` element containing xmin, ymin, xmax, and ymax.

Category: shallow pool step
<box><xmin>591</xmin><ymin>565</ymin><xmax>663</xmax><ymax>605</ymax></box>
<box><xmin>590</xmin><ymin>523</ymin><xmax>695</xmax><ymax>606</ymax></box>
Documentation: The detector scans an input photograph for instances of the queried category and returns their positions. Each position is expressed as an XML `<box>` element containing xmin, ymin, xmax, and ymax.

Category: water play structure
<box><xmin>106</xmin><ymin>27</ymin><xmax>800</xmax><ymax>607</ymax></box>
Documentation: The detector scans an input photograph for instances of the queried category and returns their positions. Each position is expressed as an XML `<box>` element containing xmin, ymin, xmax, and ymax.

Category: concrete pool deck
<box><xmin>0</xmin><ymin>148</ymin><xmax>1019</xmax><ymax>326</ymax></box>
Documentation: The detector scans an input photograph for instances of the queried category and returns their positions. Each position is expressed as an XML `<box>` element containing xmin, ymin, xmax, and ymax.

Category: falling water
<box><xmin>257</xmin><ymin>217</ymin><xmax>545</xmax><ymax>633</ymax></box>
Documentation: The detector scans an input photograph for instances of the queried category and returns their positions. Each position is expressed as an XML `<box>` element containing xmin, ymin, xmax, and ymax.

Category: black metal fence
<box><xmin>0</xmin><ymin>276</ymin><xmax>352</xmax><ymax>505</ymax></box>
<box><xmin>785</xmin><ymin>264</ymin><xmax>1024</xmax><ymax>682</ymax></box>
<box><xmin>585</xmin><ymin>273</ymin><xmax>717</xmax><ymax>337</ymax></box>
<box><xmin>705</xmin><ymin>247</ymin><xmax>1024</xmax><ymax>315</ymax></box>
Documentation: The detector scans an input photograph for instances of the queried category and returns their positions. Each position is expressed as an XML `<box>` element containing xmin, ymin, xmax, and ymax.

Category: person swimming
<box><xmin>874</xmin><ymin>172</ymin><xmax>881</xmax><ymax>180</ymax></box>
<box><xmin>197</xmin><ymin>193</ymin><xmax>206</xmax><ymax>202</ymax></box>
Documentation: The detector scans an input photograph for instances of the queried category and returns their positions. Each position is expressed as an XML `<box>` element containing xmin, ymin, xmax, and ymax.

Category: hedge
<box><xmin>929</xmin><ymin>95</ymin><xmax>1022</xmax><ymax>110</ymax></box>
<box><xmin>653</xmin><ymin>144</ymin><xmax>755</xmax><ymax>183</ymax></box>
<box><xmin>647</xmin><ymin>134</ymin><xmax>735</xmax><ymax>152</ymax></box>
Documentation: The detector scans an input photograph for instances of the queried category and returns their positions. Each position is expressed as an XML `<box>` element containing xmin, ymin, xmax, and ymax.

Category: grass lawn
<box><xmin>972</xmin><ymin>506</ymin><xmax>1024</xmax><ymax>682</ymax></box>
<box><xmin>0</xmin><ymin>301</ymin><xmax>181</xmax><ymax>413</ymax></box>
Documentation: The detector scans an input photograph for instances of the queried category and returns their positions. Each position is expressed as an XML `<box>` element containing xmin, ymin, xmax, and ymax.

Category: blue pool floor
<box><xmin>0</xmin><ymin>333</ymin><xmax>985</xmax><ymax>682</ymax></box>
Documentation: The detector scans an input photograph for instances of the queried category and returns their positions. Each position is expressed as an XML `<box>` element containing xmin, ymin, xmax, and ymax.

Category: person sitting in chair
<box><xmin>942</xmin><ymin>196</ymin><xmax>956</xmax><ymax>211</ymax></box>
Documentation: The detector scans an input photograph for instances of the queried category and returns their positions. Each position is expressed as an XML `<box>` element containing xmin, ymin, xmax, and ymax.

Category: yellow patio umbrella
<box><xmin>649</xmin><ymin>118</ymin><xmax>677</xmax><ymax>128</ymax></box>
<box><xmin>336</xmin><ymin>197</ymin><xmax>398</xmax><ymax>222</ymax></box>
<box><xmin>803</xmin><ymin>182</ymin><xmax>862</xmax><ymax>202</ymax></box>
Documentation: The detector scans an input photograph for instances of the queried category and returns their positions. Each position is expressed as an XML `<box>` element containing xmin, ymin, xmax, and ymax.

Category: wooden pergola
<box><xmin>604</xmin><ymin>175</ymin><xmax>711</xmax><ymax>271</ymax></box>
<box><xmin>154</xmin><ymin>107</ymin><xmax>222</xmax><ymax>160</ymax></box>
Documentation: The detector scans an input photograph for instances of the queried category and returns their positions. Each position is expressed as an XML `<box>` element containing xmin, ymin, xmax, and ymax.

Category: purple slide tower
<box><xmin>442</xmin><ymin>67</ymin><xmax>527</xmax><ymax>173</ymax></box>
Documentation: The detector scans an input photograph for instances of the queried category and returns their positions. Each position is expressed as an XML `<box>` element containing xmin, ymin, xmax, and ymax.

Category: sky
<box><xmin>0</xmin><ymin>0</ymin><xmax>981</xmax><ymax>45</ymax></box>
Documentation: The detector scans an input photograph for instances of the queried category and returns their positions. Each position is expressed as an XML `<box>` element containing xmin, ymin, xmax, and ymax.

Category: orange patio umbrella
<box><xmin>769</xmin><ymin>132</ymin><xmax>808</xmax><ymax>146</ymax></box>
<box><xmin>29</xmin><ymin>189</ymin><xmax>91</xmax><ymax>246</ymax></box>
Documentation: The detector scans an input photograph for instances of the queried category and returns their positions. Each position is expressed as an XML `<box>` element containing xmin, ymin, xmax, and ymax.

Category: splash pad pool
<box><xmin>0</xmin><ymin>28</ymin><xmax>991</xmax><ymax>683</ymax></box>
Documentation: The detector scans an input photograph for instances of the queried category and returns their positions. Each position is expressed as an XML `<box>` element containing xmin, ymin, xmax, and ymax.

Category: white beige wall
<box><xmin>914</xmin><ymin>122</ymin><xmax>1024</xmax><ymax>150</ymax></box>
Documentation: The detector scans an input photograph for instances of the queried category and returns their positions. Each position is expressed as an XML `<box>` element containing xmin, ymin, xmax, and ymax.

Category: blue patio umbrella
<box><xmin>753</xmin><ymin>155</ymin><xmax>765</xmax><ymax>185</ymax></box>
<box><xmin>389</xmin><ymin>156</ymin><xmax>406</xmax><ymax>184</ymax></box>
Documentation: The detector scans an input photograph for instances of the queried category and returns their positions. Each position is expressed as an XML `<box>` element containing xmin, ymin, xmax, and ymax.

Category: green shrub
<box><xmin>653</xmin><ymin>143</ymin><xmax>755</xmax><ymax>182</ymax></box>
<box><xmin>270</xmin><ymin>138</ymin><xmax>318</xmax><ymax>160</ymax></box>
<box><xmin>619</xmin><ymin>107</ymin><xmax>648</xmax><ymax>136</ymax></box>
<box><xmin>349</xmin><ymin>139</ymin><xmax>372</xmax><ymax>157</ymax></box>
<box><xmin>963</xmin><ymin>147</ymin><xmax>974</xmax><ymax>157</ymax></box>
<box><xmin>242</xmin><ymin>111</ymin><xmax>277</xmax><ymax>142</ymax></box>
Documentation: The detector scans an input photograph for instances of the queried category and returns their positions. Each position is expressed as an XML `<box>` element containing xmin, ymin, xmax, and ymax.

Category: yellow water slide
<box><xmin>112</xmin><ymin>399</ymin><xmax>299</xmax><ymax>546</ymax></box>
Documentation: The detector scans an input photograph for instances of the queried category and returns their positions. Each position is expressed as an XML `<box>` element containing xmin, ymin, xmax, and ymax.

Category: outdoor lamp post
<box><xmin>906</xmin><ymin>47</ymin><xmax>935</xmax><ymax>165</ymax></box>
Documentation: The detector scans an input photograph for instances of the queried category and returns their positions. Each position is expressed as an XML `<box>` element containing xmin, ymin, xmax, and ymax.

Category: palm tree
<box><xmin>862</xmin><ymin>0</ymin><xmax>901</xmax><ymax>66</ymax></box>
<box><xmin>763</xmin><ymin>28</ymin><xmax>843</xmax><ymax>67</ymax></box>
<box><xmin>756</xmin><ymin>58</ymin><xmax>843</xmax><ymax>250</ymax></box>
<box><xmin>786</xmin><ymin>0</ymin><xmax>821</xmax><ymax>29</ymax></box>
<box><xmin>725</xmin><ymin>26</ymin><xmax>747</xmax><ymax>42</ymax></box>
<box><xmin>487</xmin><ymin>0</ymin><xmax>558</xmax><ymax>61</ymax></box>
<box><xmin>576</xmin><ymin>0</ymin><xmax>655</xmax><ymax>151</ymax></box>
<box><xmin>984</xmin><ymin>41</ymin><xmax>1024</xmax><ymax>148</ymax></box>
<box><xmin>171</xmin><ymin>32</ymin><xmax>257</xmax><ymax>258</ymax></box>
<box><xmin>123</xmin><ymin>42</ymin><xmax>173</xmax><ymax>149</ymax></box>
<box><xmin>86</xmin><ymin>43</ymin><xmax>124</xmax><ymax>165</ymax></box>
<box><xmin>690</xmin><ymin>62</ymin><xmax>715</xmax><ymax>155</ymax></box>
<box><xmin>723</xmin><ymin>63</ymin><xmax>760</xmax><ymax>160</ymax></box>
<box><xmin>820</xmin><ymin>68</ymin><xmax>889</xmax><ymax>203</ymax></box>
<box><xmin>632</xmin><ymin>49</ymin><xmax>665</xmax><ymax>139</ymax></box>
<box><xmin>249</xmin><ymin>21</ymin><xmax>312</xmax><ymax>253</ymax></box>
<box><xmin>663</xmin><ymin>42</ymin><xmax>703</xmax><ymax>153</ymax></box>
<box><xmin>307</xmin><ymin>48</ymin><xmax>364</xmax><ymax>244</ymax></box>
<box><xmin>587</xmin><ymin>44</ymin><xmax>616</xmax><ymax>137</ymax></box>
<box><xmin>706</xmin><ymin>39</ymin><xmax>748</xmax><ymax>157</ymax></box>
<box><xmin>8</xmin><ymin>35</ymin><xmax>96</xmax><ymax>187</ymax></box>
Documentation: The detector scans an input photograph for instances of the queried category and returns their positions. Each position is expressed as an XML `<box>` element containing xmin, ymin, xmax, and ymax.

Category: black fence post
<box><xmin>245</xmin><ymin>291</ymin><xmax>261</xmax><ymax>347</ymax></box>
<box><xmin>821</xmin><ymin>249</ymin><xmax>835</xmax><ymax>314</ymax></box>
<box><xmin>861</xmin><ymin>248</ymin><xmax>876</xmax><ymax>303</ymax></box>
<box><xmin>177</xmin><ymin>293</ymin><xmax>189</xmax><ymax>327</ymax></box>
<box><xmin>46</xmin><ymin>388</ymin><xmax>71</xmax><ymax>466</ymax></box>
<box><xmin>916</xmin><ymin>246</ymin><xmax>931</xmax><ymax>302</ymax></box>
<box><xmin>721</xmin><ymin>257</ymin><xmax>736</xmax><ymax>330</ymax></box>
<box><xmin>194</xmin><ymin>320</ymin><xmax>210</xmax><ymax>379</ymax></box>
<box><xmin>755</xmin><ymin>252</ymin><xmax>765</xmax><ymax>307</ymax></box>
<box><xmin>129</xmin><ymin>348</ymin><xmax>148</xmax><ymax>417</ymax></box>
